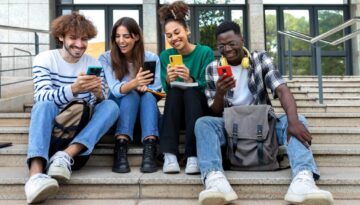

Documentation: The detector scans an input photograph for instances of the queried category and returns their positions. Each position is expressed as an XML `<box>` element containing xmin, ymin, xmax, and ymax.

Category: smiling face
<box><xmin>115</xmin><ymin>25</ymin><xmax>139</xmax><ymax>59</ymax></box>
<box><xmin>164</xmin><ymin>21</ymin><xmax>189</xmax><ymax>52</ymax></box>
<box><xmin>59</xmin><ymin>31</ymin><xmax>88</xmax><ymax>62</ymax></box>
<box><xmin>217</xmin><ymin>30</ymin><xmax>245</xmax><ymax>66</ymax></box>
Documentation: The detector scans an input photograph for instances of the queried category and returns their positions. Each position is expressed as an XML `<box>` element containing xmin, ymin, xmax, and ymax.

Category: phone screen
<box><xmin>143</xmin><ymin>61</ymin><xmax>156</xmax><ymax>84</ymax></box>
<box><xmin>86</xmin><ymin>66</ymin><xmax>102</xmax><ymax>76</ymax></box>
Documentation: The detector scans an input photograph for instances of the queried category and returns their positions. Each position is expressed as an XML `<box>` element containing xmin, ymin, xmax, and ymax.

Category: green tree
<box><xmin>198</xmin><ymin>0</ymin><xmax>230</xmax><ymax>49</ymax></box>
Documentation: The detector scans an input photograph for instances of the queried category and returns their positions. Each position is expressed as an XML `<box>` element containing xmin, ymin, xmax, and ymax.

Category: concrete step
<box><xmin>2</xmin><ymin>200</ymin><xmax>360</xmax><ymax>205</ymax></box>
<box><xmin>273</xmin><ymin>104</ymin><xmax>360</xmax><ymax>113</ymax></box>
<box><xmin>288</xmin><ymin>86</ymin><xmax>360</xmax><ymax>92</ymax></box>
<box><xmin>283</xmin><ymin>75</ymin><xmax>360</xmax><ymax>81</ymax></box>
<box><xmin>273</xmin><ymin>97</ymin><xmax>360</xmax><ymax>104</ymax></box>
<box><xmin>11</xmin><ymin>199</ymin><xmax>360</xmax><ymax>205</ymax></box>
<box><xmin>2</xmin><ymin>113</ymin><xmax>360</xmax><ymax>128</ymax></box>
<box><xmin>0</xmin><ymin>166</ymin><xmax>360</xmax><ymax>200</ymax></box>
<box><xmin>0</xmin><ymin>113</ymin><xmax>30</xmax><ymax>127</ymax></box>
<box><xmin>21</xmin><ymin>101</ymin><xmax>360</xmax><ymax>114</ymax></box>
<box><xmin>288</xmin><ymin>83</ymin><xmax>360</xmax><ymax>89</ymax></box>
<box><xmin>1</xmin><ymin>144</ymin><xmax>360</xmax><ymax>167</ymax></box>
<box><xmin>1</xmin><ymin>126</ymin><xmax>360</xmax><ymax>145</ymax></box>
<box><xmin>292</xmin><ymin>91</ymin><xmax>360</xmax><ymax>98</ymax></box>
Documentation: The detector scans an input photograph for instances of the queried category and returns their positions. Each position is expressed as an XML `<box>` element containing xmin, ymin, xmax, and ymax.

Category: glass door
<box><xmin>78</xmin><ymin>9</ymin><xmax>106</xmax><ymax>59</ymax></box>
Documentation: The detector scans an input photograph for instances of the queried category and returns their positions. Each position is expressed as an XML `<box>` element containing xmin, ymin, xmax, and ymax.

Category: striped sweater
<box><xmin>32</xmin><ymin>49</ymin><xmax>105</xmax><ymax>109</ymax></box>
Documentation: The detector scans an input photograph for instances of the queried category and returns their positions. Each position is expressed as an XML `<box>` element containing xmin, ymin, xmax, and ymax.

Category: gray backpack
<box><xmin>224</xmin><ymin>104</ymin><xmax>280</xmax><ymax>171</ymax></box>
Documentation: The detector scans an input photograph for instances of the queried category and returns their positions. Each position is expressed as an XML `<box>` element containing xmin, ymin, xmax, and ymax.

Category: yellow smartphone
<box><xmin>169</xmin><ymin>54</ymin><xmax>183</xmax><ymax>67</ymax></box>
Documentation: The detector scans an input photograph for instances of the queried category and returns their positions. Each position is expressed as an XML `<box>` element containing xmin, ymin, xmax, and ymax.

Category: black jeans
<box><xmin>160</xmin><ymin>87</ymin><xmax>208</xmax><ymax>158</ymax></box>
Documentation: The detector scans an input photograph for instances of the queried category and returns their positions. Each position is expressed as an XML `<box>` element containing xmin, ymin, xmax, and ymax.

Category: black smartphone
<box><xmin>86</xmin><ymin>66</ymin><xmax>102</xmax><ymax>76</ymax></box>
<box><xmin>0</xmin><ymin>142</ymin><xmax>12</xmax><ymax>149</ymax></box>
<box><xmin>143</xmin><ymin>61</ymin><xmax>156</xmax><ymax>84</ymax></box>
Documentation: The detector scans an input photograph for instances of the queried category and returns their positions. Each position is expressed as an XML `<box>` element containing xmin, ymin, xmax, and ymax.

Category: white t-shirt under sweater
<box><xmin>227</xmin><ymin>64</ymin><xmax>254</xmax><ymax>106</ymax></box>
<box><xmin>32</xmin><ymin>49</ymin><xmax>104</xmax><ymax>109</ymax></box>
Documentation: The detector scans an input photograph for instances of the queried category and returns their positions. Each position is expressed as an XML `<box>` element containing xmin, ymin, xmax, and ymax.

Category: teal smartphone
<box><xmin>86</xmin><ymin>66</ymin><xmax>102</xmax><ymax>76</ymax></box>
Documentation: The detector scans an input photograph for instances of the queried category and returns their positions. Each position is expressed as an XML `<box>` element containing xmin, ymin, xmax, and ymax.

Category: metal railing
<box><xmin>0</xmin><ymin>25</ymin><xmax>49</xmax><ymax>98</ymax></box>
<box><xmin>278</xmin><ymin>17</ymin><xmax>360</xmax><ymax>104</ymax></box>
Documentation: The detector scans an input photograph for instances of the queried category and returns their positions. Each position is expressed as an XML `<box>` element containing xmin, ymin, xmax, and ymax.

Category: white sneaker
<box><xmin>285</xmin><ymin>170</ymin><xmax>334</xmax><ymax>205</ymax></box>
<box><xmin>199</xmin><ymin>171</ymin><xmax>238</xmax><ymax>205</ymax></box>
<box><xmin>185</xmin><ymin>157</ymin><xmax>200</xmax><ymax>174</ymax></box>
<box><xmin>47</xmin><ymin>151</ymin><xmax>73</xmax><ymax>180</ymax></box>
<box><xmin>25</xmin><ymin>173</ymin><xmax>59</xmax><ymax>204</ymax></box>
<box><xmin>163</xmin><ymin>153</ymin><xmax>180</xmax><ymax>173</ymax></box>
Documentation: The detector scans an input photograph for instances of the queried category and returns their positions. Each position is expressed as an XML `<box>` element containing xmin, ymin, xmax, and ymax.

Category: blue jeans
<box><xmin>195</xmin><ymin>115</ymin><xmax>320</xmax><ymax>183</ymax></box>
<box><xmin>27</xmin><ymin>100</ymin><xmax>119</xmax><ymax>167</ymax></box>
<box><xmin>109</xmin><ymin>91</ymin><xmax>159</xmax><ymax>142</ymax></box>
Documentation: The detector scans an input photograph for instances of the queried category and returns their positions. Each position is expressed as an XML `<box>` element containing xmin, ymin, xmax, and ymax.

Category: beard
<box><xmin>63</xmin><ymin>43</ymin><xmax>86</xmax><ymax>59</ymax></box>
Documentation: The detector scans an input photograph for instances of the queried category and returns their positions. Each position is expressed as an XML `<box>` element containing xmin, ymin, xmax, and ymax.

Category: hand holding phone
<box><xmin>217</xmin><ymin>65</ymin><xmax>233</xmax><ymax>77</ymax></box>
<box><xmin>86</xmin><ymin>66</ymin><xmax>102</xmax><ymax>76</ymax></box>
<box><xmin>143</xmin><ymin>61</ymin><xmax>156</xmax><ymax>84</ymax></box>
<box><xmin>169</xmin><ymin>54</ymin><xmax>183</xmax><ymax>67</ymax></box>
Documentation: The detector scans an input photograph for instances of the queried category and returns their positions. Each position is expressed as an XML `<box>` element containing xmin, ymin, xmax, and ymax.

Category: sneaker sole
<box><xmin>47</xmin><ymin>168</ymin><xmax>71</xmax><ymax>181</ymax></box>
<box><xmin>26</xmin><ymin>181</ymin><xmax>59</xmax><ymax>204</ymax></box>
<box><xmin>199</xmin><ymin>191</ymin><xmax>238</xmax><ymax>205</ymax></box>
<box><xmin>185</xmin><ymin>168</ymin><xmax>200</xmax><ymax>175</ymax></box>
<box><xmin>285</xmin><ymin>193</ymin><xmax>334</xmax><ymax>205</ymax></box>
<box><xmin>163</xmin><ymin>166</ymin><xmax>180</xmax><ymax>174</ymax></box>
<box><xmin>112</xmin><ymin>167</ymin><xmax>131</xmax><ymax>173</ymax></box>
<box><xmin>140</xmin><ymin>166</ymin><xmax>158</xmax><ymax>173</ymax></box>
<box><xmin>163</xmin><ymin>169</ymin><xmax>180</xmax><ymax>174</ymax></box>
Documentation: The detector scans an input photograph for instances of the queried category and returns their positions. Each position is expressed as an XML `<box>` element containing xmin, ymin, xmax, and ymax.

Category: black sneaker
<box><xmin>112</xmin><ymin>138</ymin><xmax>130</xmax><ymax>173</ymax></box>
<box><xmin>140</xmin><ymin>138</ymin><xmax>158</xmax><ymax>173</ymax></box>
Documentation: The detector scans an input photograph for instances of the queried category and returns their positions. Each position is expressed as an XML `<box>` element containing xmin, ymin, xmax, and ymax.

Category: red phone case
<box><xmin>217</xmin><ymin>65</ymin><xmax>233</xmax><ymax>77</ymax></box>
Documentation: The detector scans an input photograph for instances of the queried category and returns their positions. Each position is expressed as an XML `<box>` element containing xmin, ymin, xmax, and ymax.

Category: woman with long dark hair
<box><xmin>99</xmin><ymin>17</ymin><xmax>161</xmax><ymax>174</ymax></box>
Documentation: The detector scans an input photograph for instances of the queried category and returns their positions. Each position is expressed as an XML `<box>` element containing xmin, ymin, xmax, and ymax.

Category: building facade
<box><xmin>0</xmin><ymin>0</ymin><xmax>359</xmax><ymax>76</ymax></box>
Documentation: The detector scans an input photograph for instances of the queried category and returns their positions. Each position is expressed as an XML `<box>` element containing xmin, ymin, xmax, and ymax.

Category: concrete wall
<box><xmin>143</xmin><ymin>0</ymin><xmax>159</xmax><ymax>54</ymax></box>
<box><xmin>248</xmin><ymin>0</ymin><xmax>265</xmax><ymax>51</ymax></box>
<box><xmin>0</xmin><ymin>0</ymin><xmax>50</xmax><ymax>77</ymax></box>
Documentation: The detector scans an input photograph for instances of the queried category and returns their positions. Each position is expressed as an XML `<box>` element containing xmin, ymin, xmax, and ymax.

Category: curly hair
<box><xmin>110</xmin><ymin>17</ymin><xmax>145</xmax><ymax>80</ymax></box>
<box><xmin>51</xmin><ymin>11</ymin><xmax>97</xmax><ymax>47</ymax></box>
<box><xmin>215</xmin><ymin>21</ymin><xmax>242</xmax><ymax>38</ymax></box>
<box><xmin>158</xmin><ymin>1</ymin><xmax>189</xmax><ymax>29</ymax></box>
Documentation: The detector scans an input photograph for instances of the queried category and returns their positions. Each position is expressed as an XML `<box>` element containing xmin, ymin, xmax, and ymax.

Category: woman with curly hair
<box><xmin>158</xmin><ymin>1</ymin><xmax>214</xmax><ymax>174</ymax></box>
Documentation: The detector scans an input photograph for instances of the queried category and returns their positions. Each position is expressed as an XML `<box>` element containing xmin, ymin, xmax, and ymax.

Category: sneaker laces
<box><xmin>164</xmin><ymin>153</ymin><xmax>177</xmax><ymax>165</ymax></box>
<box><xmin>143</xmin><ymin>140</ymin><xmax>156</xmax><ymax>160</ymax></box>
<box><xmin>205</xmin><ymin>172</ymin><xmax>232</xmax><ymax>193</ymax></box>
<box><xmin>186</xmin><ymin>157</ymin><xmax>198</xmax><ymax>168</ymax></box>
<box><xmin>52</xmin><ymin>153</ymin><xmax>74</xmax><ymax>172</ymax></box>
<box><xmin>293</xmin><ymin>171</ymin><xmax>318</xmax><ymax>191</ymax></box>
<box><xmin>29</xmin><ymin>174</ymin><xmax>51</xmax><ymax>185</ymax></box>
<box><xmin>115</xmin><ymin>139</ymin><xmax>128</xmax><ymax>158</ymax></box>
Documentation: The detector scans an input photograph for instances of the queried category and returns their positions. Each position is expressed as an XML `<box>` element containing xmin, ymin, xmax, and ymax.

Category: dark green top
<box><xmin>159</xmin><ymin>44</ymin><xmax>214</xmax><ymax>93</ymax></box>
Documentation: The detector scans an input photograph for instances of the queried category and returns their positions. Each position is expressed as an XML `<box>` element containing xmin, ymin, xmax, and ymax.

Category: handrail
<box><xmin>310</xmin><ymin>17</ymin><xmax>360</xmax><ymax>44</ymax></box>
<box><xmin>277</xmin><ymin>16</ymin><xmax>360</xmax><ymax>104</ymax></box>
<box><xmin>0</xmin><ymin>25</ymin><xmax>48</xmax><ymax>34</ymax></box>
<box><xmin>0</xmin><ymin>24</ymin><xmax>49</xmax><ymax>98</ymax></box>
<box><xmin>13</xmin><ymin>48</ymin><xmax>33</xmax><ymax>76</ymax></box>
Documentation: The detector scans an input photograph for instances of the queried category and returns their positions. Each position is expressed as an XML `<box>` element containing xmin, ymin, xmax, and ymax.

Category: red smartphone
<box><xmin>217</xmin><ymin>65</ymin><xmax>233</xmax><ymax>77</ymax></box>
